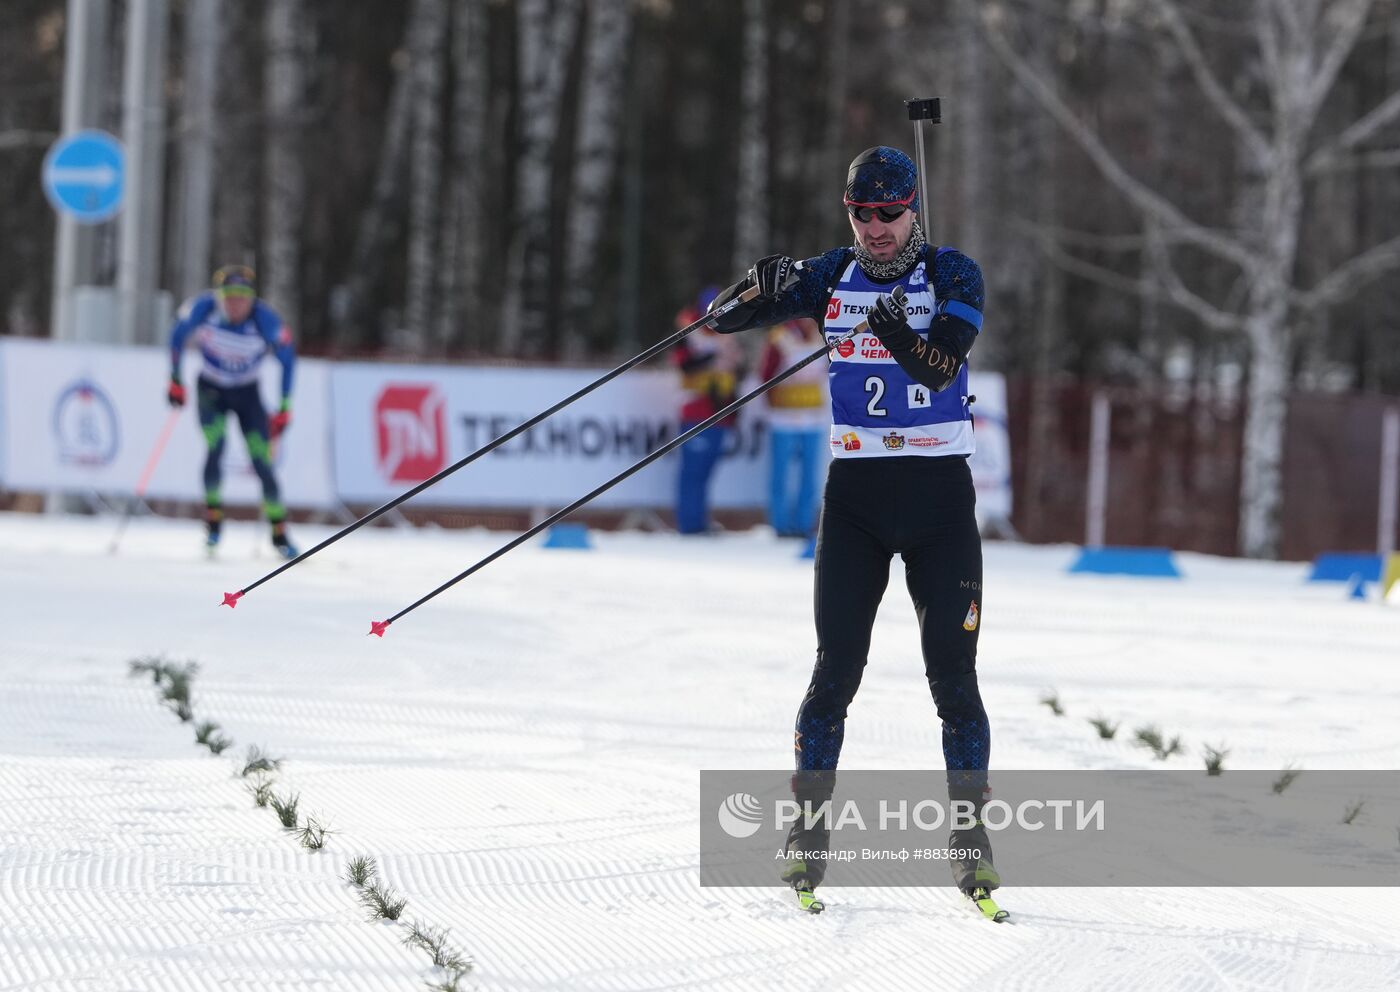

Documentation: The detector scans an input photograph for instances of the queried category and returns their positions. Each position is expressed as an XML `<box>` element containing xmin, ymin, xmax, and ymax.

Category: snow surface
<box><xmin>1</xmin><ymin>510</ymin><xmax>1398</xmax><ymax>991</ymax></box>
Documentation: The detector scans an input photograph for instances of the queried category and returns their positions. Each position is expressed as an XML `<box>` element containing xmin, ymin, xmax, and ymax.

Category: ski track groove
<box><xmin>4</xmin><ymin>515</ymin><xmax>1400</xmax><ymax>990</ymax></box>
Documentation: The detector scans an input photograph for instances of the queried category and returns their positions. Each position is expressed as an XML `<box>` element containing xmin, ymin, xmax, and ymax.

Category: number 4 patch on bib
<box><xmin>907</xmin><ymin>384</ymin><xmax>930</xmax><ymax>409</ymax></box>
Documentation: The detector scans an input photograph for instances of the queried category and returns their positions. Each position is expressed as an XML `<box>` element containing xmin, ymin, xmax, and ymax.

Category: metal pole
<box><xmin>1378</xmin><ymin>406</ymin><xmax>1399</xmax><ymax>558</ymax></box>
<box><xmin>905</xmin><ymin>97</ymin><xmax>940</xmax><ymax>237</ymax></box>
<box><xmin>1085</xmin><ymin>391</ymin><xmax>1111</xmax><ymax>548</ymax></box>
<box><xmin>118</xmin><ymin>0</ymin><xmax>168</xmax><ymax>345</ymax></box>
<box><xmin>117</xmin><ymin>0</ymin><xmax>149</xmax><ymax>345</ymax></box>
<box><xmin>912</xmin><ymin>123</ymin><xmax>930</xmax><ymax>224</ymax></box>
<box><xmin>51</xmin><ymin>0</ymin><xmax>107</xmax><ymax>341</ymax></box>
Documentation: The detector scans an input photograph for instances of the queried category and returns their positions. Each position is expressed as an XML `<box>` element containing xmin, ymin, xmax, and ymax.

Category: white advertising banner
<box><xmin>329</xmin><ymin>360</ymin><xmax>1014</xmax><ymax>516</ymax></box>
<box><xmin>967</xmin><ymin>373</ymin><xmax>1014</xmax><ymax>522</ymax></box>
<box><xmin>0</xmin><ymin>337</ymin><xmax>1011</xmax><ymax>519</ymax></box>
<box><xmin>330</xmin><ymin>363</ymin><xmax>768</xmax><ymax>509</ymax></box>
<box><xmin>0</xmin><ymin>337</ymin><xmax>335</xmax><ymax>508</ymax></box>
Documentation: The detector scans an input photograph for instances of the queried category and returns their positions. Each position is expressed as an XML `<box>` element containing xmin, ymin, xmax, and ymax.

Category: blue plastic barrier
<box><xmin>1308</xmin><ymin>552</ymin><xmax>1382</xmax><ymax>583</ymax></box>
<box><xmin>1069</xmin><ymin>546</ymin><xmax>1182</xmax><ymax>578</ymax></box>
<box><xmin>1345</xmin><ymin>573</ymin><xmax>1370</xmax><ymax>601</ymax></box>
<box><xmin>542</xmin><ymin>522</ymin><xmax>592</xmax><ymax>550</ymax></box>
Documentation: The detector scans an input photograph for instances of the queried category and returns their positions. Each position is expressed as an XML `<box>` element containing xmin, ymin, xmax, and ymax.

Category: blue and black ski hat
<box><xmin>844</xmin><ymin>146</ymin><xmax>919</xmax><ymax>214</ymax></box>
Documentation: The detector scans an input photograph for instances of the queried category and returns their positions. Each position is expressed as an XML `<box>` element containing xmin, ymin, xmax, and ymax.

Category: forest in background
<box><xmin>1</xmin><ymin>0</ymin><xmax>1398</xmax><ymax>557</ymax></box>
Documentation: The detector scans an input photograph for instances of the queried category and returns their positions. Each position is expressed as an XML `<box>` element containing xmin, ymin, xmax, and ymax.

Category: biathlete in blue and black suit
<box><xmin>708</xmin><ymin>146</ymin><xmax>996</xmax><ymax>899</ymax></box>
<box><xmin>167</xmin><ymin>265</ymin><xmax>298</xmax><ymax>558</ymax></box>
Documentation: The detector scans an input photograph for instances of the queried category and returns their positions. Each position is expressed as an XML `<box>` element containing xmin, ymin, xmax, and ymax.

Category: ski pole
<box><xmin>365</xmin><ymin>287</ymin><xmax>904</xmax><ymax>637</ymax></box>
<box><xmin>108</xmin><ymin>406</ymin><xmax>182</xmax><ymax>554</ymax></box>
<box><xmin>220</xmin><ymin>283</ymin><xmax>766</xmax><ymax>609</ymax></box>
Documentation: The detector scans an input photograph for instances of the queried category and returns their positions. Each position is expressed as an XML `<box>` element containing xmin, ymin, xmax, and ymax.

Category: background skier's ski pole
<box><xmin>108</xmin><ymin>406</ymin><xmax>182</xmax><ymax>554</ymax></box>
<box><xmin>220</xmin><ymin>285</ymin><xmax>764</xmax><ymax>609</ymax></box>
<box><xmin>366</xmin><ymin>288</ymin><xmax>903</xmax><ymax>637</ymax></box>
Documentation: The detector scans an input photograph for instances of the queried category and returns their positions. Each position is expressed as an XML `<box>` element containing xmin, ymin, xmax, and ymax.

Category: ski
<box><xmin>793</xmin><ymin>882</ymin><xmax>825</xmax><ymax>914</ymax></box>
<box><xmin>966</xmin><ymin>887</ymin><xmax>1009</xmax><ymax>923</ymax></box>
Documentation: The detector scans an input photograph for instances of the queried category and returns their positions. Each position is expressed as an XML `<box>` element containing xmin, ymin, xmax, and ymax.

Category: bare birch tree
<box><xmin>984</xmin><ymin>0</ymin><xmax>1400</xmax><ymax>558</ymax></box>
<box><xmin>262</xmin><ymin>0</ymin><xmax>306</xmax><ymax>324</ymax></box>
<box><xmin>404</xmin><ymin>0</ymin><xmax>448</xmax><ymax>354</ymax></box>
<box><xmin>950</xmin><ymin>0</ymin><xmax>989</xmax><ymax>267</ymax></box>
<box><xmin>562</xmin><ymin>0</ymin><xmax>633</xmax><ymax>357</ymax></box>
<box><xmin>213</xmin><ymin>1</ymin><xmax>259</xmax><ymax>267</ymax></box>
<box><xmin>335</xmin><ymin>13</ymin><xmax>420</xmax><ymax>351</ymax></box>
<box><xmin>435</xmin><ymin>0</ymin><xmax>486</xmax><ymax>353</ymax></box>
<box><xmin>498</xmin><ymin>0</ymin><xmax>583</xmax><ymax>356</ymax></box>
<box><xmin>731</xmin><ymin>0</ymin><xmax>769</xmax><ymax>278</ymax></box>
<box><xmin>1011</xmin><ymin>3</ymin><xmax>1066</xmax><ymax>545</ymax></box>
<box><xmin>808</xmin><ymin>0</ymin><xmax>850</xmax><ymax>250</ymax></box>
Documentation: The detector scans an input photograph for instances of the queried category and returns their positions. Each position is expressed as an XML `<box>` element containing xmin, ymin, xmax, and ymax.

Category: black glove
<box><xmin>865</xmin><ymin>290</ymin><xmax>967</xmax><ymax>394</ymax></box>
<box><xmin>865</xmin><ymin>292</ymin><xmax>909</xmax><ymax>344</ymax></box>
<box><xmin>748</xmin><ymin>254</ymin><xmax>798</xmax><ymax>301</ymax></box>
<box><xmin>167</xmin><ymin>378</ymin><xmax>186</xmax><ymax>408</ymax></box>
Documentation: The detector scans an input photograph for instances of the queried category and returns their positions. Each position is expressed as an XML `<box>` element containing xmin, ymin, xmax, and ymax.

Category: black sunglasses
<box><xmin>845</xmin><ymin>200</ymin><xmax>911</xmax><ymax>223</ymax></box>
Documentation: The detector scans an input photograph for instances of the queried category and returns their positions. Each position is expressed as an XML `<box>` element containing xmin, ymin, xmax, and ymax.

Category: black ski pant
<box><xmin>794</xmin><ymin>455</ymin><xmax>988</xmax><ymax>774</ymax></box>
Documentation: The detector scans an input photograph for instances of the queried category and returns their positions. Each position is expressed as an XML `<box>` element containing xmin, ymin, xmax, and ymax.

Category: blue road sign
<box><xmin>42</xmin><ymin>129</ymin><xmax>125</xmax><ymax>223</ymax></box>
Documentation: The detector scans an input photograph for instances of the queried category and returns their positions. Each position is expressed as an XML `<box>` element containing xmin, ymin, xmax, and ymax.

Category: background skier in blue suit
<box><xmin>167</xmin><ymin>264</ymin><xmax>298</xmax><ymax>558</ymax></box>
